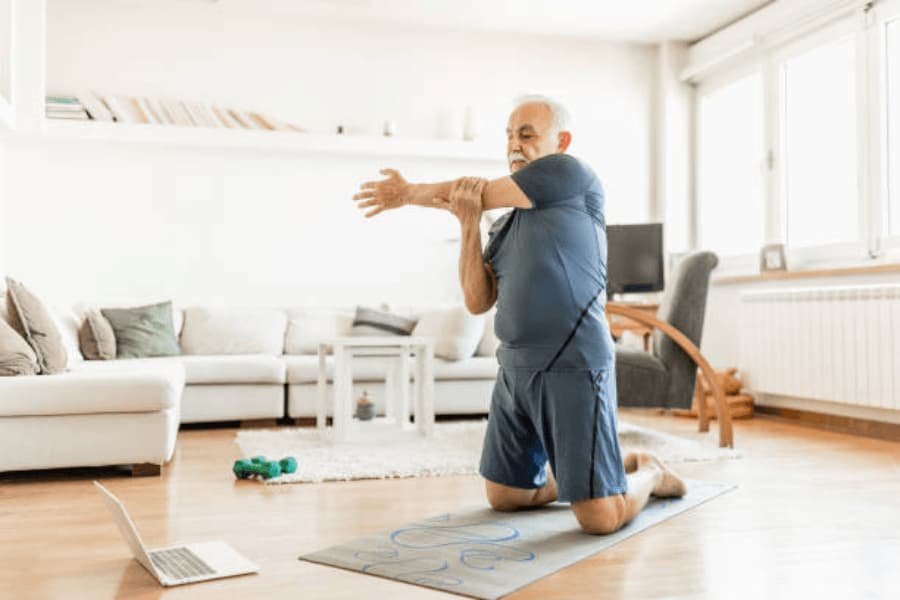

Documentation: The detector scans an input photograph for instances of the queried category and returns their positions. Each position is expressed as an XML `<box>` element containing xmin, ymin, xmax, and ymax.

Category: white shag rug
<box><xmin>234</xmin><ymin>420</ymin><xmax>740</xmax><ymax>485</ymax></box>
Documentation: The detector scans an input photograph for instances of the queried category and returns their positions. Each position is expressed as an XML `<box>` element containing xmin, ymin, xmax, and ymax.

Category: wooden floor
<box><xmin>2</xmin><ymin>411</ymin><xmax>899</xmax><ymax>600</ymax></box>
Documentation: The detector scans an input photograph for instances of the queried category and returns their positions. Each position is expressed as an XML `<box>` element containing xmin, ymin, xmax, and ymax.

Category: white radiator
<box><xmin>739</xmin><ymin>284</ymin><xmax>900</xmax><ymax>410</ymax></box>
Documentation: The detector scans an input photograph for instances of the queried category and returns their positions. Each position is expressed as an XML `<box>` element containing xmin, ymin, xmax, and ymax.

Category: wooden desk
<box><xmin>607</xmin><ymin>303</ymin><xmax>658</xmax><ymax>351</ymax></box>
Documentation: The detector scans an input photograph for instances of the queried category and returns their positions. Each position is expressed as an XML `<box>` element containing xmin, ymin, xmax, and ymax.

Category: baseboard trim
<box><xmin>755</xmin><ymin>405</ymin><xmax>900</xmax><ymax>442</ymax></box>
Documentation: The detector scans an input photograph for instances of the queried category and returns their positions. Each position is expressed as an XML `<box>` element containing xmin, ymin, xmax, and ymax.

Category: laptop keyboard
<box><xmin>149</xmin><ymin>547</ymin><xmax>217</xmax><ymax>580</ymax></box>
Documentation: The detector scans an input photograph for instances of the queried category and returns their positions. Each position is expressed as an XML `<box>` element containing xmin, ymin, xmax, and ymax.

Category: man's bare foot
<box><xmin>636</xmin><ymin>452</ymin><xmax>687</xmax><ymax>498</ymax></box>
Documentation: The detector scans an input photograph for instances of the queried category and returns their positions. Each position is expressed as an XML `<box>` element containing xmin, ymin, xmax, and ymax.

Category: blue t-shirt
<box><xmin>484</xmin><ymin>153</ymin><xmax>613</xmax><ymax>371</ymax></box>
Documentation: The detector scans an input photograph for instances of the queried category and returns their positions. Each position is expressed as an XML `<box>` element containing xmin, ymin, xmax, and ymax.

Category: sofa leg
<box><xmin>131</xmin><ymin>463</ymin><xmax>162</xmax><ymax>477</ymax></box>
<box><xmin>240</xmin><ymin>418</ymin><xmax>278</xmax><ymax>428</ymax></box>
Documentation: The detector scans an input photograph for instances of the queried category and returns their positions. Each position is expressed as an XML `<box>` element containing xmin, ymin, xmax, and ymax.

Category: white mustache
<box><xmin>508</xmin><ymin>152</ymin><xmax>528</xmax><ymax>163</ymax></box>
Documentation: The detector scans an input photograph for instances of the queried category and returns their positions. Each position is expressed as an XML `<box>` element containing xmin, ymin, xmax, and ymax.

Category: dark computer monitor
<box><xmin>606</xmin><ymin>223</ymin><xmax>664</xmax><ymax>298</ymax></box>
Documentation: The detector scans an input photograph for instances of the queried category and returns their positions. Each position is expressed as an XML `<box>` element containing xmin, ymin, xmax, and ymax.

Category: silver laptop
<box><xmin>94</xmin><ymin>481</ymin><xmax>259</xmax><ymax>586</ymax></box>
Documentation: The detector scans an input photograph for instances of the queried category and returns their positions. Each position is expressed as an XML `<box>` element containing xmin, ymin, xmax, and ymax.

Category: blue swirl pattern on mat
<box><xmin>353</xmin><ymin>516</ymin><xmax>536</xmax><ymax>584</ymax></box>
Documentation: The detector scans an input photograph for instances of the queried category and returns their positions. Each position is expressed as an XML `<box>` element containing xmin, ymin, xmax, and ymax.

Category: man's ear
<box><xmin>557</xmin><ymin>131</ymin><xmax>572</xmax><ymax>153</ymax></box>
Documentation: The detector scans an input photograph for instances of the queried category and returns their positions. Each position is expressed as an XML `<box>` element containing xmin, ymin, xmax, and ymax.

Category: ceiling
<box><xmin>229</xmin><ymin>0</ymin><xmax>775</xmax><ymax>43</ymax></box>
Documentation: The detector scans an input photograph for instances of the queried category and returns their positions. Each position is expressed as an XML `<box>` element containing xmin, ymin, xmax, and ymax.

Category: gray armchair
<box><xmin>610</xmin><ymin>251</ymin><xmax>733</xmax><ymax>447</ymax></box>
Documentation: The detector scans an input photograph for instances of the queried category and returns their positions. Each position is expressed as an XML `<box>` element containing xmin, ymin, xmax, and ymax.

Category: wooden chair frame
<box><xmin>608</xmin><ymin>302</ymin><xmax>734</xmax><ymax>448</ymax></box>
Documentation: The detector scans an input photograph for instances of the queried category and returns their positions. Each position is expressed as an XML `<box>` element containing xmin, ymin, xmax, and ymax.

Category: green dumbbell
<box><xmin>233</xmin><ymin>458</ymin><xmax>281</xmax><ymax>480</ymax></box>
<box><xmin>251</xmin><ymin>456</ymin><xmax>297</xmax><ymax>475</ymax></box>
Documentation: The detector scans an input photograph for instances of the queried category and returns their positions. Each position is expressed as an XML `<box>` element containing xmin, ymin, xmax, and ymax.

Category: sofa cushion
<box><xmin>284</xmin><ymin>307</ymin><xmax>354</xmax><ymax>354</ymax></box>
<box><xmin>101</xmin><ymin>301</ymin><xmax>181</xmax><ymax>359</ymax></box>
<box><xmin>5</xmin><ymin>277</ymin><xmax>68</xmax><ymax>374</ymax></box>
<box><xmin>432</xmin><ymin>356</ymin><xmax>499</xmax><ymax>380</ymax></box>
<box><xmin>0</xmin><ymin>360</ymin><xmax>184</xmax><ymax>416</ymax></box>
<box><xmin>180</xmin><ymin>307</ymin><xmax>286</xmax><ymax>355</ymax></box>
<box><xmin>78</xmin><ymin>310</ymin><xmax>116</xmax><ymax>360</ymax></box>
<box><xmin>284</xmin><ymin>355</ymin><xmax>499</xmax><ymax>384</ymax></box>
<box><xmin>412</xmin><ymin>306</ymin><xmax>485</xmax><ymax>361</ymax></box>
<box><xmin>475</xmin><ymin>309</ymin><xmax>499</xmax><ymax>357</ymax></box>
<box><xmin>177</xmin><ymin>354</ymin><xmax>285</xmax><ymax>384</ymax></box>
<box><xmin>0</xmin><ymin>318</ymin><xmax>38</xmax><ymax>376</ymax></box>
<box><xmin>284</xmin><ymin>355</ymin><xmax>399</xmax><ymax>384</ymax></box>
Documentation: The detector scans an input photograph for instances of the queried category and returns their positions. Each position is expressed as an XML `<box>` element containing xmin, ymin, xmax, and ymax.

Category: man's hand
<box><xmin>434</xmin><ymin>177</ymin><xmax>486</xmax><ymax>225</ymax></box>
<box><xmin>353</xmin><ymin>168</ymin><xmax>411</xmax><ymax>218</ymax></box>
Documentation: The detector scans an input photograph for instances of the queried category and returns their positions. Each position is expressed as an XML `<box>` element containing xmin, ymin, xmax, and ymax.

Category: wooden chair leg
<box><xmin>131</xmin><ymin>463</ymin><xmax>162</xmax><ymax>477</ymax></box>
<box><xmin>695</xmin><ymin>371</ymin><xmax>709</xmax><ymax>432</ymax></box>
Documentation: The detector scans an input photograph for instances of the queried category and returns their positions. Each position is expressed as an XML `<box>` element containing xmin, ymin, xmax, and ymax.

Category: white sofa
<box><xmin>0</xmin><ymin>302</ymin><xmax>499</xmax><ymax>474</ymax></box>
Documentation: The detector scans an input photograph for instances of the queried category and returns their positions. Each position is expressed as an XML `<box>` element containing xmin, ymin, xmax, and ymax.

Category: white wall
<box><xmin>1</xmin><ymin>0</ymin><xmax>657</xmax><ymax>307</ymax></box>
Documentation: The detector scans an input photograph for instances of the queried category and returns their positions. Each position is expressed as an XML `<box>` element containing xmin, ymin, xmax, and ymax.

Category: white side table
<box><xmin>316</xmin><ymin>336</ymin><xmax>435</xmax><ymax>443</ymax></box>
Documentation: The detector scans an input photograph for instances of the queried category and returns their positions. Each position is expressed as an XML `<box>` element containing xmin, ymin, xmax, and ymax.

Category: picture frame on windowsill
<box><xmin>759</xmin><ymin>243</ymin><xmax>787</xmax><ymax>272</ymax></box>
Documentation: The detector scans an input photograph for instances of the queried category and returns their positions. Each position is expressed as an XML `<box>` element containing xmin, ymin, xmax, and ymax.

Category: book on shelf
<box><xmin>46</xmin><ymin>94</ymin><xmax>90</xmax><ymax>120</ymax></box>
<box><xmin>211</xmin><ymin>105</ymin><xmax>239</xmax><ymax>128</ymax></box>
<box><xmin>227</xmin><ymin>109</ymin><xmax>255</xmax><ymax>129</ymax></box>
<box><xmin>102</xmin><ymin>95</ymin><xmax>144</xmax><ymax>123</ymax></box>
<box><xmin>248</xmin><ymin>112</ymin><xmax>276</xmax><ymax>131</ymax></box>
<box><xmin>76</xmin><ymin>91</ymin><xmax>114</xmax><ymax>122</ymax></box>
<box><xmin>46</xmin><ymin>111</ymin><xmax>90</xmax><ymax>120</ymax></box>
<box><xmin>137</xmin><ymin>97</ymin><xmax>164</xmax><ymax>125</ymax></box>
<box><xmin>48</xmin><ymin>90</ymin><xmax>308</xmax><ymax>134</ymax></box>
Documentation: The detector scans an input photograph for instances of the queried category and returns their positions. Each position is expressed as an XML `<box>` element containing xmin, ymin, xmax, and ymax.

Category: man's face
<box><xmin>506</xmin><ymin>102</ymin><xmax>561</xmax><ymax>173</ymax></box>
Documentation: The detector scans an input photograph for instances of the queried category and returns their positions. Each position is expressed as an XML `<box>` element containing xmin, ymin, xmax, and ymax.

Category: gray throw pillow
<box><xmin>0</xmin><ymin>318</ymin><xmax>39</xmax><ymax>376</ymax></box>
<box><xmin>78</xmin><ymin>310</ymin><xmax>117</xmax><ymax>360</ymax></box>
<box><xmin>4</xmin><ymin>277</ymin><xmax>68</xmax><ymax>374</ymax></box>
<box><xmin>101</xmin><ymin>301</ymin><xmax>180</xmax><ymax>359</ymax></box>
<box><xmin>351</xmin><ymin>306</ymin><xmax>418</xmax><ymax>337</ymax></box>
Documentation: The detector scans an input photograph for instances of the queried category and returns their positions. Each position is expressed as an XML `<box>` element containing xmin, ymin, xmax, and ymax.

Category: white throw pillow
<box><xmin>50</xmin><ymin>305</ymin><xmax>85</xmax><ymax>368</ymax></box>
<box><xmin>413</xmin><ymin>306</ymin><xmax>486</xmax><ymax>361</ymax></box>
<box><xmin>180</xmin><ymin>307</ymin><xmax>287</xmax><ymax>355</ymax></box>
<box><xmin>475</xmin><ymin>309</ymin><xmax>499</xmax><ymax>357</ymax></box>
<box><xmin>284</xmin><ymin>307</ymin><xmax>354</xmax><ymax>354</ymax></box>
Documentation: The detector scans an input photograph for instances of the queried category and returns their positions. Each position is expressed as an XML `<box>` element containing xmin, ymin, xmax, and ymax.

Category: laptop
<box><xmin>94</xmin><ymin>481</ymin><xmax>259</xmax><ymax>586</ymax></box>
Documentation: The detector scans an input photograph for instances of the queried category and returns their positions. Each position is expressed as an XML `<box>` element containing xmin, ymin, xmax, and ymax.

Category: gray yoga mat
<box><xmin>301</xmin><ymin>479</ymin><xmax>736</xmax><ymax>599</ymax></box>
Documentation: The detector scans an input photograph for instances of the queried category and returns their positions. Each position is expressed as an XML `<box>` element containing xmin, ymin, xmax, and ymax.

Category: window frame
<box><xmin>692</xmin><ymin>3</ymin><xmax>900</xmax><ymax>275</ymax></box>
<box><xmin>874</xmin><ymin>0</ymin><xmax>900</xmax><ymax>255</ymax></box>
<box><xmin>771</xmin><ymin>17</ymin><xmax>869</xmax><ymax>267</ymax></box>
<box><xmin>695</xmin><ymin>62</ymin><xmax>767</xmax><ymax>269</ymax></box>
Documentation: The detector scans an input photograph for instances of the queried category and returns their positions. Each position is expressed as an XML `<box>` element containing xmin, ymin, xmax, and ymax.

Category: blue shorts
<box><xmin>479</xmin><ymin>366</ymin><xmax>628</xmax><ymax>503</ymax></box>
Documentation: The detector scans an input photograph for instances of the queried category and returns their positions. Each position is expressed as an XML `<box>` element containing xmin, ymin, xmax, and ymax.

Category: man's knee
<box><xmin>572</xmin><ymin>495</ymin><xmax>627</xmax><ymax>535</ymax></box>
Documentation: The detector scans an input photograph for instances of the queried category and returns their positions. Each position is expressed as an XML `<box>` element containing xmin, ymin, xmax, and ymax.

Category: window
<box><xmin>781</xmin><ymin>36</ymin><xmax>858</xmax><ymax>248</ymax></box>
<box><xmin>698</xmin><ymin>73</ymin><xmax>765</xmax><ymax>256</ymax></box>
<box><xmin>888</xmin><ymin>18</ymin><xmax>900</xmax><ymax>235</ymax></box>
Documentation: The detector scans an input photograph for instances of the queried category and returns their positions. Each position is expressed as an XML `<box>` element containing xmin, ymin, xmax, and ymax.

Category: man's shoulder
<box><xmin>528</xmin><ymin>153</ymin><xmax>599</xmax><ymax>185</ymax></box>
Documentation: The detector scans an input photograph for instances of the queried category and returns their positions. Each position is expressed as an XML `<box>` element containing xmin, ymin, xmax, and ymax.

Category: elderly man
<box><xmin>352</xmin><ymin>95</ymin><xmax>685</xmax><ymax>535</ymax></box>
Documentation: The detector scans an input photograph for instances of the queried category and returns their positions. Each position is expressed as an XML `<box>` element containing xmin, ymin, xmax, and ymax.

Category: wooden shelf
<box><xmin>38</xmin><ymin>119</ymin><xmax>505</xmax><ymax>162</ymax></box>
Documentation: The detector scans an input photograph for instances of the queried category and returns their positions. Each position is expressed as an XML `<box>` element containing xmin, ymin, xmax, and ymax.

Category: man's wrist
<box><xmin>403</xmin><ymin>183</ymin><xmax>417</xmax><ymax>206</ymax></box>
<box><xmin>460</xmin><ymin>215</ymin><xmax>481</xmax><ymax>234</ymax></box>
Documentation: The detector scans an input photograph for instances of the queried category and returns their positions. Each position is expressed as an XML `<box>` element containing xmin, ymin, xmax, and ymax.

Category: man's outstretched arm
<box><xmin>353</xmin><ymin>169</ymin><xmax>531</xmax><ymax>218</ymax></box>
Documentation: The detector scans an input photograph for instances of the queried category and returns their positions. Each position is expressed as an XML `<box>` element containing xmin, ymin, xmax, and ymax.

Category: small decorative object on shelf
<box><xmin>759</xmin><ymin>243</ymin><xmax>787</xmax><ymax>272</ymax></box>
<box><xmin>383</xmin><ymin>120</ymin><xmax>395</xmax><ymax>137</ymax></box>
<box><xmin>355</xmin><ymin>390</ymin><xmax>375</xmax><ymax>421</ymax></box>
<box><xmin>336</xmin><ymin>124</ymin><xmax>345</xmax><ymax>135</ymax></box>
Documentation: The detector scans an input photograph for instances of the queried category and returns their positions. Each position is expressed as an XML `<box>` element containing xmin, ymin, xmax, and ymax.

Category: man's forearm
<box><xmin>405</xmin><ymin>181</ymin><xmax>455</xmax><ymax>208</ymax></box>
<box><xmin>459</xmin><ymin>218</ymin><xmax>496</xmax><ymax>314</ymax></box>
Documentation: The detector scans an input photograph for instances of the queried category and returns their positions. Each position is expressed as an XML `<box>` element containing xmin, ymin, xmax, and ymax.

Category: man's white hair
<box><xmin>512</xmin><ymin>94</ymin><xmax>572</xmax><ymax>133</ymax></box>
